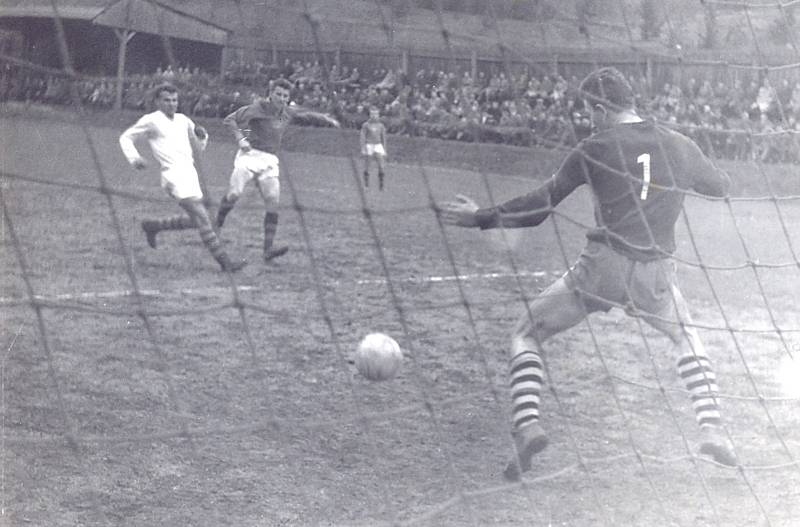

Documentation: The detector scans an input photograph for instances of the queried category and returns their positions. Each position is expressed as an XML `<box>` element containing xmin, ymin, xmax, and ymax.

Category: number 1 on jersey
<box><xmin>637</xmin><ymin>153</ymin><xmax>651</xmax><ymax>200</ymax></box>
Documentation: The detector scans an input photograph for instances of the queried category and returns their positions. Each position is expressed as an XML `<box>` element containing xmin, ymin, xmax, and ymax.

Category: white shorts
<box><xmin>362</xmin><ymin>143</ymin><xmax>386</xmax><ymax>157</ymax></box>
<box><xmin>161</xmin><ymin>165</ymin><xmax>203</xmax><ymax>200</ymax></box>
<box><xmin>229</xmin><ymin>149</ymin><xmax>280</xmax><ymax>195</ymax></box>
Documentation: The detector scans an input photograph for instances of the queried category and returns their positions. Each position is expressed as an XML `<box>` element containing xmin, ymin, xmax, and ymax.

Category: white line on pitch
<box><xmin>0</xmin><ymin>285</ymin><xmax>261</xmax><ymax>305</ymax></box>
<box><xmin>355</xmin><ymin>269</ymin><xmax>552</xmax><ymax>285</ymax></box>
<box><xmin>0</xmin><ymin>270</ymin><xmax>554</xmax><ymax>305</ymax></box>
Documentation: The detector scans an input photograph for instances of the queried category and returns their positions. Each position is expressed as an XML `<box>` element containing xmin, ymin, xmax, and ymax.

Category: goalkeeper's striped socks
<box><xmin>505</xmin><ymin>349</ymin><xmax>549</xmax><ymax>481</ymax></box>
<box><xmin>677</xmin><ymin>353</ymin><xmax>738</xmax><ymax>466</ymax></box>
<box><xmin>510</xmin><ymin>349</ymin><xmax>544</xmax><ymax>430</ymax></box>
<box><xmin>677</xmin><ymin>354</ymin><xmax>721</xmax><ymax>427</ymax></box>
<box><xmin>512</xmin><ymin>351</ymin><xmax>723</xmax><ymax>430</ymax></box>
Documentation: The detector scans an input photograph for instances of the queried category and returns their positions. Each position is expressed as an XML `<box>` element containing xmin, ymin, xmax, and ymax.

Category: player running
<box><xmin>119</xmin><ymin>83</ymin><xmax>246</xmax><ymax>272</ymax></box>
<box><xmin>217</xmin><ymin>78</ymin><xmax>340</xmax><ymax>262</ymax></box>
<box><xmin>360</xmin><ymin>106</ymin><xmax>388</xmax><ymax>190</ymax></box>
<box><xmin>439</xmin><ymin>67</ymin><xmax>737</xmax><ymax>480</ymax></box>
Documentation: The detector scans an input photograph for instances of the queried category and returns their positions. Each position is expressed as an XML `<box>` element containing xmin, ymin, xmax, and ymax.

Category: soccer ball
<box><xmin>355</xmin><ymin>333</ymin><xmax>403</xmax><ymax>381</ymax></box>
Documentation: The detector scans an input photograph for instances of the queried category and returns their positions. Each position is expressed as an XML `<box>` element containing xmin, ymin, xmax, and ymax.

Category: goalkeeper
<box><xmin>440</xmin><ymin>67</ymin><xmax>736</xmax><ymax>480</ymax></box>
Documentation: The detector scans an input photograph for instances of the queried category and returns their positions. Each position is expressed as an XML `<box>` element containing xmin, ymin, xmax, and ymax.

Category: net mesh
<box><xmin>1</xmin><ymin>1</ymin><xmax>799</xmax><ymax>526</ymax></box>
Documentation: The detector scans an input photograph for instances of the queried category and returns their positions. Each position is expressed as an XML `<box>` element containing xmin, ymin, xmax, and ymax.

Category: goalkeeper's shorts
<box><xmin>563</xmin><ymin>241</ymin><xmax>677</xmax><ymax>316</ymax></box>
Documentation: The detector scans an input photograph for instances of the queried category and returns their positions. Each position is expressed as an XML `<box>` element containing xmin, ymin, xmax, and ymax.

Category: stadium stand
<box><xmin>3</xmin><ymin>59</ymin><xmax>800</xmax><ymax>162</ymax></box>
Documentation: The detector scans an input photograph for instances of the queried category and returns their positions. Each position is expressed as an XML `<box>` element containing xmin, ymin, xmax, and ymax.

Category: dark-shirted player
<box><xmin>360</xmin><ymin>106</ymin><xmax>388</xmax><ymax>190</ymax></box>
<box><xmin>439</xmin><ymin>67</ymin><xmax>737</xmax><ymax>480</ymax></box>
<box><xmin>217</xmin><ymin>79</ymin><xmax>340</xmax><ymax>262</ymax></box>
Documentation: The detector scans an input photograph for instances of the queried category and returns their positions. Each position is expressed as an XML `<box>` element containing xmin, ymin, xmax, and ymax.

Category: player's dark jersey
<box><xmin>224</xmin><ymin>100</ymin><xmax>292</xmax><ymax>153</ymax></box>
<box><xmin>475</xmin><ymin>120</ymin><xmax>731</xmax><ymax>261</ymax></box>
<box><xmin>361</xmin><ymin>120</ymin><xmax>386</xmax><ymax>144</ymax></box>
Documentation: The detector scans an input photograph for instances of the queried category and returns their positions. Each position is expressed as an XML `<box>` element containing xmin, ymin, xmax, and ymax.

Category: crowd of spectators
<box><xmin>3</xmin><ymin>58</ymin><xmax>800</xmax><ymax>163</ymax></box>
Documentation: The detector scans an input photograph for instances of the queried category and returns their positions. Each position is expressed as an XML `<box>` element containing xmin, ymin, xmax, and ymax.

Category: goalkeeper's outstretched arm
<box><xmin>439</xmin><ymin>172</ymin><xmax>582</xmax><ymax>229</ymax></box>
<box><xmin>440</xmin><ymin>144</ymin><xmax>586</xmax><ymax>229</ymax></box>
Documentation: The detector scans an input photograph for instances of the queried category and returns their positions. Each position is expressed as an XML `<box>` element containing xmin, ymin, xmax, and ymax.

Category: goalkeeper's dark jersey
<box><xmin>475</xmin><ymin>120</ymin><xmax>731</xmax><ymax>261</ymax></box>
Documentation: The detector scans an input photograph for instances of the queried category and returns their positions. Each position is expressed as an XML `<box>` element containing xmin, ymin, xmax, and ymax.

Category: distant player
<box><xmin>439</xmin><ymin>67</ymin><xmax>737</xmax><ymax>480</ymax></box>
<box><xmin>217</xmin><ymin>78</ymin><xmax>340</xmax><ymax>262</ymax></box>
<box><xmin>360</xmin><ymin>106</ymin><xmax>388</xmax><ymax>190</ymax></box>
<box><xmin>119</xmin><ymin>83</ymin><xmax>246</xmax><ymax>272</ymax></box>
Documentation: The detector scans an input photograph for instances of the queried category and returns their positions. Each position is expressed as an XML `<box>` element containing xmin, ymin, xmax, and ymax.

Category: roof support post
<box><xmin>113</xmin><ymin>27</ymin><xmax>136</xmax><ymax>110</ymax></box>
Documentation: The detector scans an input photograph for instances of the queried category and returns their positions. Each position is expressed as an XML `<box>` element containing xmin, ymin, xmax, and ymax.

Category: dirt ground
<box><xmin>1</xmin><ymin>115</ymin><xmax>799</xmax><ymax>526</ymax></box>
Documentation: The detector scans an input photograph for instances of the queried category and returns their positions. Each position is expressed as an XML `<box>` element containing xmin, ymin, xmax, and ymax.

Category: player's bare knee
<box><xmin>262</xmin><ymin>194</ymin><xmax>280</xmax><ymax>208</ymax></box>
<box><xmin>511</xmin><ymin>322</ymin><xmax>546</xmax><ymax>354</ymax></box>
<box><xmin>510</xmin><ymin>335</ymin><xmax>528</xmax><ymax>357</ymax></box>
<box><xmin>670</xmin><ymin>325</ymin><xmax>705</xmax><ymax>354</ymax></box>
<box><xmin>661</xmin><ymin>328</ymin><xmax>683</xmax><ymax>347</ymax></box>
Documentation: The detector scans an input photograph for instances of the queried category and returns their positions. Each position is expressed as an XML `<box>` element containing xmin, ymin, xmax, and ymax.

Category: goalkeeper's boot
<box><xmin>141</xmin><ymin>220</ymin><xmax>159</xmax><ymax>249</ymax></box>
<box><xmin>263</xmin><ymin>244</ymin><xmax>289</xmax><ymax>262</ymax></box>
<box><xmin>502</xmin><ymin>422</ymin><xmax>549</xmax><ymax>482</ymax></box>
<box><xmin>216</xmin><ymin>252</ymin><xmax>247</xmax><ymax>273</ymax></box>
<box><xmin>699</xmin><ymin>426</ymin><xmax>738</xmax><ymax>467</ymax></box>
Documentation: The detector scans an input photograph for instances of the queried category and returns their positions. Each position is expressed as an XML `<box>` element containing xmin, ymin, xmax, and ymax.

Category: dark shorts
<box><xmin>563</xmin><ymin>241</ymin><xmax>677</xmax><ymax>315</ymax></box>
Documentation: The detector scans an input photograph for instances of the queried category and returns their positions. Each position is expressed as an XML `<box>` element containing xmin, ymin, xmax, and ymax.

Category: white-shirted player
<box><xmin>359</xmin><ymin>106</ymin><xmax>388</xmax><ymax>190</ymax></box>
<box><xmin>119</xmin><ymin>83</ymin><xmax>246</xmax><ymax>272</ymax></box>
<box><xmin>217</xmin><ymin>78</ymin><xmax>340</xmax><ymax>262</ymax></box>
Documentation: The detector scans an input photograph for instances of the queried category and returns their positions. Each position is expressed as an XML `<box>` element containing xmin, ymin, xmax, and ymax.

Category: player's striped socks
<box><xmin>677</xmin><ymin>354</ymin><xmax>721</xmax><ymax>427</ymax></box>
<box><xmin>141</xmin><ymin>217</ymin><xmax>195</xmax><ymax>249</ymax></box>
<box><xmin>197</xmin><ymin>223</ymin><xmax>227</xmax><ymax>263</ymax></box>
<box><xmin>510</xmin><ymin>350</ymin><xmax>544</xmax><ymax>430</ymax></box>
<box><xmin>145</xmin><ymin>216</ymin><xmax>195</xmax><ymax>231</ymax></box>
<box><xmin>263</xmin><ymin>211</ymin><xmax>279</xmax><ymax>252</ymax></box>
